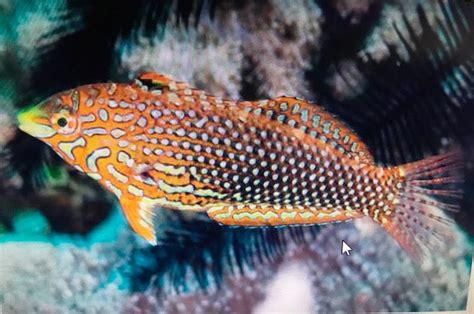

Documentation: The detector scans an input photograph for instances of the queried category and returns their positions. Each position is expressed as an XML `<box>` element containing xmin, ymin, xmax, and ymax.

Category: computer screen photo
<box><xmin>0</xmin><ymin>0</ymin><xmax>473</xmax><ymax>313</ymax></box>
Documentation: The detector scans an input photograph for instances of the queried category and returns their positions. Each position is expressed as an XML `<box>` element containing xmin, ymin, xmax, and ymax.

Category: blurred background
<box><xmin>0</xmin><ymin>0</ymin><xmax>473</xmax><ymax>313</ymax></box>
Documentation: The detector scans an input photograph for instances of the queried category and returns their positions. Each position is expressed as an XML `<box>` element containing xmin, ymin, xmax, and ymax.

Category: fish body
<box><xmin>17</xmin><ymin>72</ymin><xmax>462</xmax><ymax>259</ymax></box>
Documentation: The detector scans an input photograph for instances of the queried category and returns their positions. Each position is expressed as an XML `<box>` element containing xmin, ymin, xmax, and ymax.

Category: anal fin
<box><xmin>206</xmin><ymin>203</ymin><xmax>362</xmax><ymax>226</ymax></box>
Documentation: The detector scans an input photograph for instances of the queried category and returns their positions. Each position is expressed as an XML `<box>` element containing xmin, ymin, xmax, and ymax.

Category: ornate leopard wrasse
<box><xmin>17</xmin><ymin>72</ymin><xmax>463</xmax><ymax>260</ymax></box>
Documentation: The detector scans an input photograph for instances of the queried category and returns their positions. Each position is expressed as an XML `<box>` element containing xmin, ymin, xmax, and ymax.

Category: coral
<box><xmin>235</xmin><ymin>0</ymin><xmax>322</xmax><ymax>98</ymax></box>
<box><xmin>0</xmin><ymin>0</ymin><xmax>81</xmax><ymax>104</ymax></box>
<box><xmin>333</xmin><ymin>0</ymin><xmax>376</xmax><ymax>24</ymax></box>
<box><xmin>117</xmin><ymin>0</ymin><xmax>322</xmax><ymax>99</ymax></box>
<box><xmin>0</xmin><ymin>241</ymin><xmax>127</xmax><ymax>313</ymax></box>
<box><xmin>362</xmin><ymin>0</ymin><xmax>453</xmax><ymax>62</ymax></box>
<box><xmin>303</xmin><ymin>221</ymin><xmax>471</xmax><ymax>312</ymax></box>
<box><xmin>129</xmin><ymin>221</ymin><xmax>472</xmax><ymax>312</ymax></box>
<box><xmin>2</xmin><ymin>212</ymin><xmax>471</xmax><ymax>313</ymax></box>
<box><xmin>117</xmin><ymin>16</ymin><xmax>243</xmax><ymax>99</ymax></box>
<box><xmin>128</xmin><ymin>220</ymin><xmax>472</xmax><ymax>312</ymax></box>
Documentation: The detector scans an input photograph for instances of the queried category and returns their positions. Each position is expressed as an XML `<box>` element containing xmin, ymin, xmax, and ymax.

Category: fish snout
<box><xmin>17</xmin><ymin>106</ymin><xmax>56</xmax><ymax>139</ymax></box>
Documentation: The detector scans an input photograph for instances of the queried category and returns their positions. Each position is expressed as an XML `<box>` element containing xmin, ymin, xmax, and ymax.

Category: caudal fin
<box><xmin>382</xmin><ymin>150</ymin><xmax>464</xmax><ymax>261</ymax></box>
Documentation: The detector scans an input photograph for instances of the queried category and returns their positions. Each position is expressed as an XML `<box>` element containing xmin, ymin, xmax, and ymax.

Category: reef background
<box><xmin>1</xmin><ymin>0</ymin><xmax>473</xmax><ymax>313</ymax></box>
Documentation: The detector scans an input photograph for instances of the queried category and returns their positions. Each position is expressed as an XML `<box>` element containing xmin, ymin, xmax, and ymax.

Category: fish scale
<box><xmin>17</xmin><ymin>72</ymin><xmax>463</xmax><ymax>260</ymax></box>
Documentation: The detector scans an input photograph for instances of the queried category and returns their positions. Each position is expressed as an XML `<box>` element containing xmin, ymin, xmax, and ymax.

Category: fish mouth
<box><xmin>17</xmin><ymin>106</ymin><xmax>56</xmax><ymax>139</ymax></box>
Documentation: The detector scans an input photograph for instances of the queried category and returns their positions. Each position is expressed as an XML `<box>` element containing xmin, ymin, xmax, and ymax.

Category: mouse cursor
<box><xmin>341</xmin><ymin>240</ymin><xmax>352</xmax><ymax>256</ymax></box>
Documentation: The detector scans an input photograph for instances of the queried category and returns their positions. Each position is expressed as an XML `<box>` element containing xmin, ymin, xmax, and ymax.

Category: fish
<box><xmin>17</xmin><ymin>72</ymin><xmax>463</xmax><ymax>260</ymax></box>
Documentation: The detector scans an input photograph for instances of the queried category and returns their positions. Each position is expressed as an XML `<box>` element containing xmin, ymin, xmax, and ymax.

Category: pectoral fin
<box><xmin>207</xmin><ymin>203</ymin><xmax>362</xmax><ymax>226</ymax></box>
<box><xmin>120</xmin><ymin>197</ymin><xmax>157</xmax><ymax>245</ymax></box>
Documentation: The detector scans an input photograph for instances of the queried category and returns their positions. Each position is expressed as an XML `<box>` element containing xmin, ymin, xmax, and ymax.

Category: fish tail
<box><xmin>380</xmin><ymin>149</ymin><xmax>464</xmax><ymax>261</ymax></box>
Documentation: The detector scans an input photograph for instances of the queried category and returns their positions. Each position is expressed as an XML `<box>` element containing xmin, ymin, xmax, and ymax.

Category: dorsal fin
<box><xmin>236</xmin><ymin>96</ymin><xmax>374</xmax><ymax>164</ymax></box>
<box><xmin>135</xmin><ymin>72</ymin><xmax>193</xmax><ymax>93</ymax></box>
<box><xmin>135</xmin><ymin>73</ymin><xmax>373</xmax><ymax>164</ymax></box>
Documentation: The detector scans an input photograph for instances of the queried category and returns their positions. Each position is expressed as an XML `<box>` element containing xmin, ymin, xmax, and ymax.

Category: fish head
<box><xmin>16</xmin><ymin>88</ymin><xmax>90</xmax><ymax>169</ymax></box>
<box><xmin>16</xmin><ymin>84</ymin><xmax>139</xmax><ymax>181</ymax></box>
<box><xmin>17</xmin><ymin>89</ymin><xmax>83</xmax><ymax>142</ymax></box>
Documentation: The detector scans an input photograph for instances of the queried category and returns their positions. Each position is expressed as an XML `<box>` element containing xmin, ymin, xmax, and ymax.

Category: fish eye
<box><xmin>57</xmin><ymin>117</ymin><xmax>68</xmax><ymax>127</ymax></box>
<box><xmin>51</xmin><ymin>111</ymin><xmax>78</xmax><ymax>135</ymax></box>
